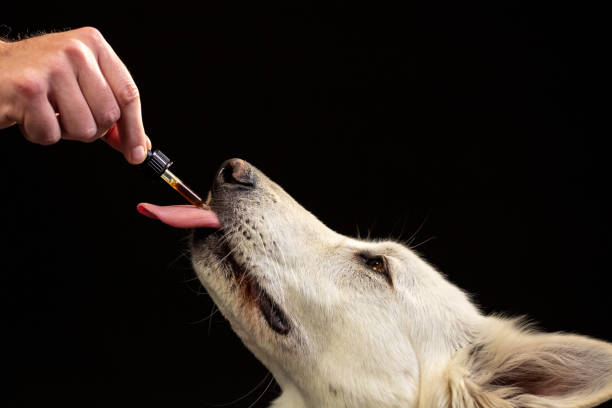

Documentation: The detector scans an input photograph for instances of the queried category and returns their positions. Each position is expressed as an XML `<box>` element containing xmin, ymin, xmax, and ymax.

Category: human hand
<box><xmin>0</xmin><ymin>27</ymin><xmax>151</xmax><ymax>164</ymax></box>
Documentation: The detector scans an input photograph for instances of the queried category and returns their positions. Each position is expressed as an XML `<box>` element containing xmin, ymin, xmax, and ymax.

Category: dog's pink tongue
<box><xmin>137</xmin><ymin>203</ymin><xmax>221</xmax><ymax>229</ymax></box>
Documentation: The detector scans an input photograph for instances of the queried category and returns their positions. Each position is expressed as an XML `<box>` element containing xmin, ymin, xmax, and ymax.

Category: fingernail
<box><xmin>145</xmin><ymin>136</ymin><xmax>152</xmax><ymax>150</ymax></box>
<box><xmin>130</xmin><ymin>145</ymin><xmax>146</xmax><ymax>164</ymax></box>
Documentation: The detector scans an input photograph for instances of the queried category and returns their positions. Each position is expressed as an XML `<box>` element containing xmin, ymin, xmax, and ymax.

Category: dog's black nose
<box><xmin>216</xmin><ymin>158</ymin><xmax>254</xmax><ymax>187</ymax></box>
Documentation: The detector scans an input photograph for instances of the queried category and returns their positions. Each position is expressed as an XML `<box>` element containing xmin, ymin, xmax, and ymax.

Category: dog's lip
<box><xmin>136</xmin><ymin>202</ymin><xmax>221</xmax><ymax>229</ymax></box>
<box><xmin>215</xmin><ymin>236</ymin><xmax>291</xmax><ymax>335</ymax></box>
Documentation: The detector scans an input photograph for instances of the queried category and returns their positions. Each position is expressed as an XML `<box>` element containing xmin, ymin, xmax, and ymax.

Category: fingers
<box><xmin>74</xmin><ymin>48</ymin><xmax>121</xmax><ymax>140</ymax></box>
<box><xmin>21</xmin><ymin>95</ymin><xmax>61</xmax><ymax>145</ymax></box>
<box><xmin>2</xmin><ymin>27</ymin><xmax>150</xmax><ymax>163</ymax></box>
<box><xmin>95</xmin><ymin>37</ymin><xmax>147</xmax><ymax>164</ymax></box>
<box><xmin>50</xmin><ymin>69</ymin><xmax>98</xmax><ymax>142</ymax></box>
<box><xmin>101</xmin><ymin>124</ymin><xmax>151</xmax><ymax>151</ymax></box>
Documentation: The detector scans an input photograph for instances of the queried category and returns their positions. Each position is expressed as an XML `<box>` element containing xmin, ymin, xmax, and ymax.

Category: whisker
<box><xmin>166</xmin><ymin>249</ymin><xmax>191</xmax><ymax>269</ymax></box>
<box><xmin>218</xmin><ymin>244</ymin><xmax>241</xmax><ymax>264</ymax></box>
<box><xmin>188</xmin><ymin>305</ymin><xmax>220</xmax><ymax>325</ymax></box>
<box><xmin>404</xmin><ymin>210</ymin><xmax>431</xmax><ymax>246</ymax></box>
<box><xmin>409</xmin><ymin>235</ymin><xmax>436</xmax><ymax>250</ymax></box>
<box><xmin>205</xmin><ymin>372</ymin><xmax>272</xmax><ymax>407</ymax></box>
<box><xmin>246</xmin><ymin>376</ymin><xmax>275</xmax><ymax>408</ymax></box>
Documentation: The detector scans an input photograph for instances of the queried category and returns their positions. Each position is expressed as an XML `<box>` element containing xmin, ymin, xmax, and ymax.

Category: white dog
<box><xmin>185</xmin><ymin>158</ymin><xmax>612</xmax><ymax>408</ymax></box>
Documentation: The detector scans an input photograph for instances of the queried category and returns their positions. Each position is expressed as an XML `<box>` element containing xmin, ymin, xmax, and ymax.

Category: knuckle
<box><xmin>36</xmin><ymin>131</ymin><xmax>61</xmax><ymax>146</ymax></box>
<box><xmin>117</xmin><ymin>82</ymin><xmax>140</xmax><ymax>107</ymax></box>
<box><xmin>15</xmin><ymin>75</ymin><xmax>46</xmax><ymax>99</ymax></box>
<box><xmin>67</xmin><ymin>122</ymin><xmax>98</xmax><ymax>142</ymax></box>
<box><xmin>76</xmin><ymin>26</ymin><xmax>104</xmax><ymax>44</ymax></box>
<box><xmin>80</xmin><ymin>124</ymin><xmax>99</xmax><ymax>142</ymax></box>
<box><xmin>98</xmin><ymin>105</ymin><xmax>121</xmax><ymax>128</ymax></box>
<box><xmin>62</xmin><ymin>38</ymin><xmax>90</xmax><ymax>63</ymax></box>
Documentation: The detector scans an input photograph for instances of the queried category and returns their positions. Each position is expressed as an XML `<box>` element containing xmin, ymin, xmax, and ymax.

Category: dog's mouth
<box><xmin>136</xmin><ymin>198</ymin><xmax>291</xmax><ymax>336</ymax></box>
<box><xmin>212</xmin><ymin>236</ymin><xmax>291</xmax><ymax>335</ymax></box>
<box><xmin>136</xmin><ymin>202</ymin><xmax>221</xmax><ymax>229</ymax></box>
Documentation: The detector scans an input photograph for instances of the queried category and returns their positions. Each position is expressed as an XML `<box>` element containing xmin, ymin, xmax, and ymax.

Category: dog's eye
<box><xmin>366</xmin><ymin>257</ymin><xmax>386</xmax><ymax>274</ymax></box>
<box><xmin>359</xmin><ymin>253</ymin><xmax>393</xmax><ymax>287</ymax></box>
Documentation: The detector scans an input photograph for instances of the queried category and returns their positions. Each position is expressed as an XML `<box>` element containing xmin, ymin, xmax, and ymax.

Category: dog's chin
<box><xmin>193</xmin><ymin>230</ymin><xmax>291</xmax><ymax>336</ymax></box>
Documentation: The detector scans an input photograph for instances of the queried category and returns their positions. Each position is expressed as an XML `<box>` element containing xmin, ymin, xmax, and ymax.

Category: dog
<box><xmin>188</xmin><ymin>158</ymin><xmax>612</xmax><ymax>408</ymax></box>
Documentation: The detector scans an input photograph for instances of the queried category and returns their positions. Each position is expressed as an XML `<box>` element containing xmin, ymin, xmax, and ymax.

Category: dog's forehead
<box><xmin>347</xmin><ymin>238</ymin><xmax>411</xmax><ymax>257</ymax></box>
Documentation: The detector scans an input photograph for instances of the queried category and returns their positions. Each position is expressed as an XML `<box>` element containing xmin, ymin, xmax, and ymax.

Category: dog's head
<box><xmin>190</xmin><ymin>159</ymin><xmax>612</xmax><ymax>408</ymax></box>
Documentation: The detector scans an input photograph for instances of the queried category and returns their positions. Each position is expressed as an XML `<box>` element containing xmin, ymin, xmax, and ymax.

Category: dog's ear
<box><xmin>447</xmin><ymin>319</ymin><xmax>612</xmax><ymax>408</ymax></box>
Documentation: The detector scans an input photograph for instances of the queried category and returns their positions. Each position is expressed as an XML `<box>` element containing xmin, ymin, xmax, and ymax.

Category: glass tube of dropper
<box><xmin>159</xmin><ymin>168</ymin><xmax>208</xmax><ymax>209</ymax></box>
<box><xmin>144</xmin><ymin>149</ymin><xmax>210</xmax><ymax>210</ymax></box>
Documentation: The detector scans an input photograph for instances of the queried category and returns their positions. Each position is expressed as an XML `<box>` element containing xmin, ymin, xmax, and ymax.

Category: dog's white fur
<box><xmin>191</xmin><ymin>159</ymin><xmax>612</xmax><ymax>408</ymax></box>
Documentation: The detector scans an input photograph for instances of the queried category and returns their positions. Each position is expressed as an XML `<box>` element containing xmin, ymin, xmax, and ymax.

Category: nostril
<box><xmin>217</xmin><ymin>158</ymin><xmax>255</xmax><ymax>187</ymax></box>
<box><xmin>220</xmin><ymin>164</ymin><xmax>235</xmax><ymax>184</ymax></box>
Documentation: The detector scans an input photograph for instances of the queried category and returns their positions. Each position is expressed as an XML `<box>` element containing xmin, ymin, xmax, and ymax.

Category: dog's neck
<box><xmin>270</xmin><ymin>388</ymin><xmax>418</xmax><ymax>408</ymax></box>
<box><xmin>265</xmin><ymin>315</ymin><xmax>480</xmax><ymax>408</ymax></box>
<box><xmin>267</xmin><ymin>362</ymin><xmax>421</xmax><ymax>408</ymax></box>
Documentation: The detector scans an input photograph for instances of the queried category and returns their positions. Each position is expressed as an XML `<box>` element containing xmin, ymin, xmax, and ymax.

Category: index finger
<box><xmin>95</xmin><ymin>38</ymin><xmax>147</xmax><ymax>164</ymax></box>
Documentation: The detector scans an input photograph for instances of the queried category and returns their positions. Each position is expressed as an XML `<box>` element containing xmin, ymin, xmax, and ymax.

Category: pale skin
<box><xmin>0</xmin><ymin>27</ymin><xmax>151</xmax><ymax>164</ymax></box>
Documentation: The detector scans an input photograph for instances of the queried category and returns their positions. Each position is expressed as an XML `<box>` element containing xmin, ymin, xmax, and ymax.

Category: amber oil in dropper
<box><xmin>160</xmin><ymin>169</ymin><xmax>209</xmax><ymax>209</ymax></box>
<box><xmin>144</xmin><ymin>149</ymin><xmax>210</xmax><ymax>210</ymax></box>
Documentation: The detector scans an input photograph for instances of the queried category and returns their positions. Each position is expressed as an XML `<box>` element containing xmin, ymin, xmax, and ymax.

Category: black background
<box><xmin>1</xmin><ymin>1</ymin><xmax>610</xmax><ymax>407</ymax></box>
